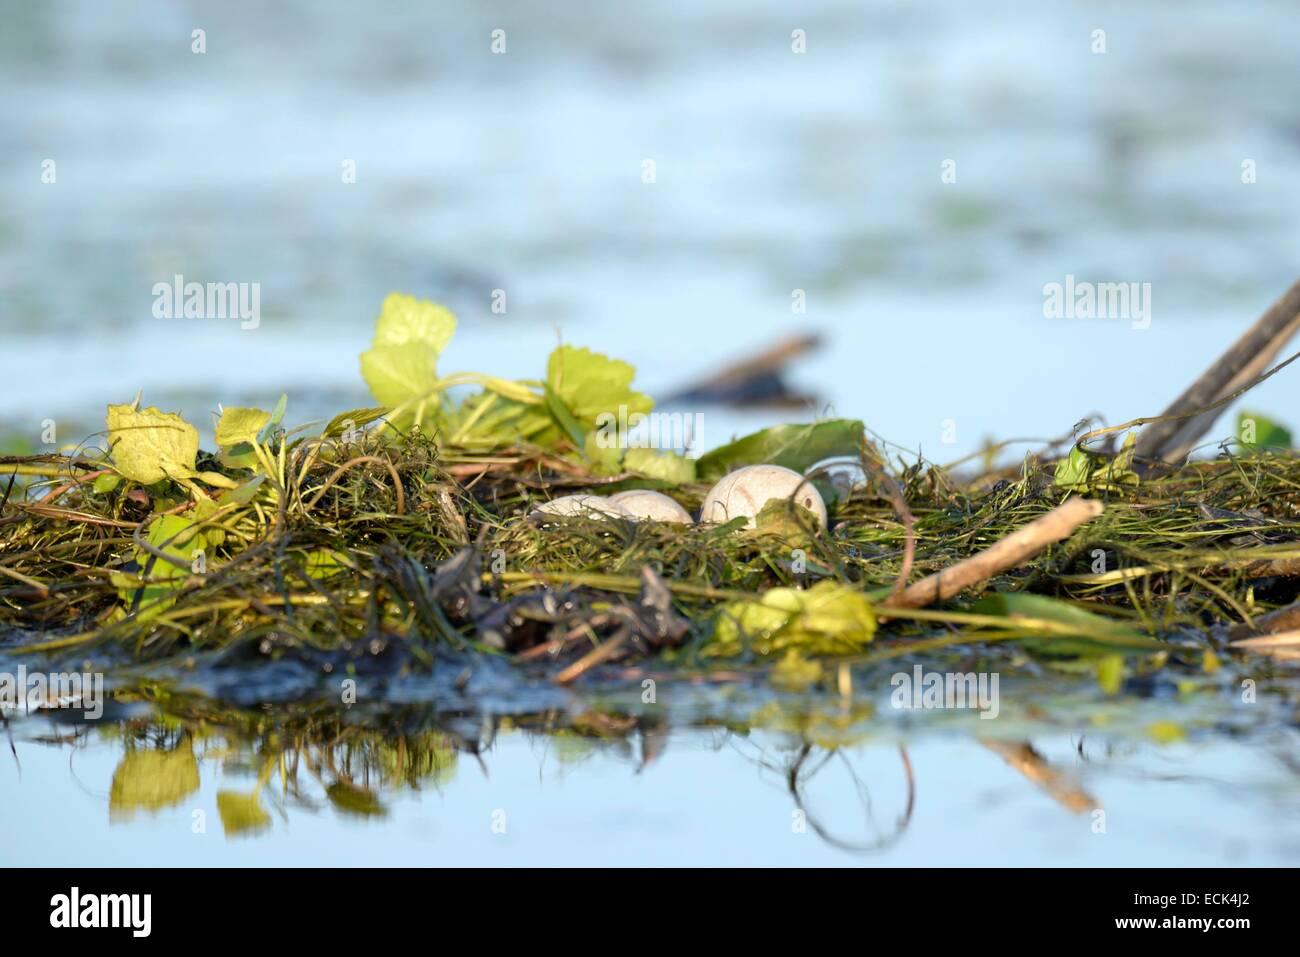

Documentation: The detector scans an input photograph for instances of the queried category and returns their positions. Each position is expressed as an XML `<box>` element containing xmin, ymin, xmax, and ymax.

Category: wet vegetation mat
<box><xmin>2</xmin><ymin>293</ymin><xmax>1300</xmax><ymax>742</ymax></box>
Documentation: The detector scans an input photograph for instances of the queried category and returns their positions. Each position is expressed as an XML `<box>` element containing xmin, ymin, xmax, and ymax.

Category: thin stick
<box><xmin>879</xmin><ymin>475</ymin><xmax>915</xmax><ymax>602</ymax></box>
<box><xmin>39</xmin><ymin>469</ymin><xmax>113</xmax><ymax>503</ymax></box>
<box><xmin>1229</xmin><ymin>629</ymin><xmax>1300</xmax><ymax>649</ymax></box>
<box><xmin>0</xmin><ymin>565</ymin><xmax>49</xmax><ymax>596</ymax></box>
<box><xmin>884</xmin><ymin>498</ymin><xmax>1104</xmax><ymax>609</ymax></box>
<box><xmin>1134</xmin><ymin>279</ymin><xmax>1300</xmax><ymax>464</ymax></box>
<box><xmin>554</xmin><ymin>628</ymin><xmax>630</xmax><ymax>684</ymax></box>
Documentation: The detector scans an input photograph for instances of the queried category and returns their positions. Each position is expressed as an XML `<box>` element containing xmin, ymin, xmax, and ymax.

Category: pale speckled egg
<box><xmin>699</xmin><ymin>464</ymin><xmax>827</xmax><ymax>529</ymax></box>
<box><xmin>530</xmin><ymin>494</ymin><xmax>633</xmax><ymax>520</ymax></box>
<box><xmin>608</xmin><ymin>489</ymin><xmax>695</xmax><ymax>524</ymax></box>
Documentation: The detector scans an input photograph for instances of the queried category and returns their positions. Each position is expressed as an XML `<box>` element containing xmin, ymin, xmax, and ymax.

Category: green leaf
<box><xmin>1096</xmin><ymin>654</ymin><xmax>1125</xmax><ymax>695</ymax></box>
<box><xmin>1054</xmin><ymin>445</ymin><xmax>1092</xmax><ymax>491</ymax></box>
<box><xmin>1237</xmin><ymin>410</ymin><xmax>1292</xmax><ymax>450</ymax></box>
<box><xmin>545</xmin><ymin>384</ymin><xmax>588</xmax><ymax>449</ymax></box>
<box><xmin>359</xmin><ymin>294</ymin><xmax>457</xmax><ymax>413</ymax></box>
<box><xmin>106</xmin><ymin>404</ymin><xmax>200</xmax><ymax>485</ymax></box>
<box><xmin>696</xmin><ymin>419</ymin><xmax>864</xmax><ymax>482</ymax></box>
<box><xmin>257</xmin><ymin>393</ymin><xmax>289</xmax><ymax>444</ymax></box>
<box><xmin>300</xmin><ymin>547</ymin><xmax>350</xmax><ymax>579</ymax></box>
<box><xmin>360</xmin><ymin>345</ymin><xmax>441</xmax><ymax>409</ymax></box>
<box><xmin>704</xmin><ymin>581</ymin><xmax>876</xmax><ymax>658</ymax></box>
<box><xmin>1055</xmin><ymin>433</ymin><xmax>1139</xmax><ymax>493</ymax></box>
<box><xmin>623</xmin><ymin>448</ymin><xmax>696</xmax><ymax>484</ymax></box>
<box><xmin>545</xmin><ymin>345</ymin><xmax>652</xmax><ymax>429</ymax></box>
<box><xmin>218</xmin><ymin>474</ymin><xmax>266</xmax><ymax>505</ymax></box>
<box><xmin>191</xmin><ymin>497</ymin><xmax>226</xmax><ymax>546</ymax></box>
<box><xmin>218</xmin><ymin>444</ymin><xmax>260</xmax><ymax>471</ymax></box>
<box><xmin>582</xmin><ymin>431</ymin><xmax>625</xmax><ymax>475</ymax></box>
<box><xmin>323</xmin><ymin>406</ymin><xmax>389</xmax><ymax>438</ymax></box>
<box><xmin>197</xmin><ymin>470</ymin><xmax>239</xmax><ymax>490</ymax></box>
<box><xmin>93</xmin><ymin>472</ymin><xmax>122</xmax><ymax>494</ymax></box>
<box><xmin>111</xmin><ymin>513</ymin><xmax>209</xmax><ymax>614</ymax></box>
<box><xmin>973</xmin><ymin>592</ymin><xmax>1164</xmax><ymax>656</ymax></box>
<box><xmin>371</xmin><ymin>292</ymin><xmax>457</xmax><ymax>351</ymax></box>
<box><xmin>215</xmin><ymin>407</ymin><xmax>271</xmax><ymax>448</ymax></box>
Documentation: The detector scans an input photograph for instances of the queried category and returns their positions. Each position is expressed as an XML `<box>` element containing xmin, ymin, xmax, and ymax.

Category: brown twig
<box><xmin>881</xmin><ymin>477</ymin><xmax>916</xmax><ymax>602</ymax></box>
<box><xmin>884</xmin><ymin>498</ymin><xmax>1104</xmax><ymax>609</ymax></box>
<box><xmin>553</xmin><ymin>626</ymin><xmax>631</xmax><ymax>684</ymax></box>
<box><xmin>38</xmin><ymin>469</ymin><xmax>113</xmax><ymax>504</ymax></box>
<box><xmin>855</xmin><ymin>445</ymin><xmax>916</xmax><ymax>601</ymax></box>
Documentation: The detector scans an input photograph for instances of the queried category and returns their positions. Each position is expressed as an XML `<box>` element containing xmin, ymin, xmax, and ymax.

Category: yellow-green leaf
<box><xmin>546</xmin><ymin>345</ymin><xmax>652</xmax><ymax>428</ymax></box>
<box><xmin>623</xmin><ymin>448</ymin><xmax>696</xmax><ymax>484</ymax></box>
<box><xmin>300</xmin><ymin>548</ymin><xmax>350</xmax><ymax>579</ymax></box>
<box><xmin>372</xmin><ymin>292</ymin><xmax>457</xmax><ymax>350</ymax></box>
<box><xmin>704</xmin><ymin>581</ymin><xmax>876</xmax><ymax>658</ymax></box>
<box><xmin>215</xmin><ymin>407</ymin><xmax>271</xmax><ymax>448</ymax></box>
<box><xmin>1096</xmin><ymin>654</ymin><xmax>1125</xmax><ymax>695</ymax></box>
<box><xmin>106</xmin><ymin>404</ymin><xmax>199</xmax><ymax>485</ymax></box>
<box><xmin>359</xmin><ymin>294</ymin><xmax>458</xmax><ymax>413</ymax></box>
<box><xmin>197</xmin><ymin>470</ymin><xmax>238</xmax><ymax>489</ymax></box>
<box><xmin>111</xmin><ymin>513</ymin><xmax>209</xmax><ymax>614</ymax></box>
<box><xmin>360</xmin><ymin>344</ymin><xmax>441</xmax><ymax>408</ymax></box>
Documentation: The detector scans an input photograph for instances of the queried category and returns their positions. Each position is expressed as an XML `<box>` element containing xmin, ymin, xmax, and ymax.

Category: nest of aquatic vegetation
<box><xmin>4</xmin><ymin>425</ymin><xmax>1300</xmax><ymax>690</ymax></box>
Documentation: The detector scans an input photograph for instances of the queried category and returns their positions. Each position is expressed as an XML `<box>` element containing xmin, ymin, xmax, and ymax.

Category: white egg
<box><xmin>608</xmin><ymin>489</ymin><xmax>695</xmax><ymax>524</ymax></box>
<box><xmin>699</xmin><ymin>464</ymin><xmax>827</xmax><ymax>529</ymax></box>
<box><xmin>530</xmin><ymin>494</ymin><xmax>633</xmax><ymax>520</ymax></box>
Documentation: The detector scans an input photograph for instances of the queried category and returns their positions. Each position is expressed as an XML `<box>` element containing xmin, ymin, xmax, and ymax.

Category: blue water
<box><xmin>5</xmin><ymin>703</ymin><xmax>1299</xmax><ymax>866</ymax></box>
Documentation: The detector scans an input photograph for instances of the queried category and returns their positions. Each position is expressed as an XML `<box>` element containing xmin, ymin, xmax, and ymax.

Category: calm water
<box><xmin>3</xmin><ymin>0</ymin><xmax>1300</xmax><ymax>865</ymax></box>
<box><xmin>4</xmin><ymin>682</ymin><xmax>1299</xmax><ymax>866</ymax></box>
<box><xmin>4</xmin><ymin>0</ymin><xmax>1300</xmax><ymax>451</ymax></box>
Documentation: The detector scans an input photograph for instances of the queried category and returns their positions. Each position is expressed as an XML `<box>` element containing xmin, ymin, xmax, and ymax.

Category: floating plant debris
<box><xmin>1</xmin><ymin>292</ymin><xmax>1299</xmax><ymax>710</ymax></box>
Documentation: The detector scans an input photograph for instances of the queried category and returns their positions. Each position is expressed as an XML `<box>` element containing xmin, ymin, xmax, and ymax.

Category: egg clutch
<box><xmin>530</xmin><ymin>464</ymin><xmax>827</xmax><ymax>529</ymax></box>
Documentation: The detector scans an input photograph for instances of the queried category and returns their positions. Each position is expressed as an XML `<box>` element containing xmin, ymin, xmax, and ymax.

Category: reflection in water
<box><xmin>15</xmin><ymin>704</ymin><xmax>933</xmax><ymax>850</ymax></box>
<box><xmin>981</xmin><ymin>740</ymin><xmax>1096</xmax><ymax>815</ymax></box>
<box><xmin>784</xmin><ymin>744</ymin><xmax>915</xmax><ymax>854</ymax></box>
<box><xmin>8</xmin><ymin>700</ymin><xmax>1256</xmax><ymax>856</ymax></box>
<box><xmin>6</xmin><ymin>694</ymin><xmax>1300</xmax><ymax>865</ymax></box>
<box><xmin>5</xmin><ymin>670</ymin><xmax>1300</xmax><ymax>866</ymax></box>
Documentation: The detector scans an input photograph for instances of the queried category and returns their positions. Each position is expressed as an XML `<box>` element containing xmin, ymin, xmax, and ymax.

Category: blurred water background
<box><xmin>3</xmin><ymin>0</ymin><xmax>1300</xmax><ymax>456</ymax></box>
